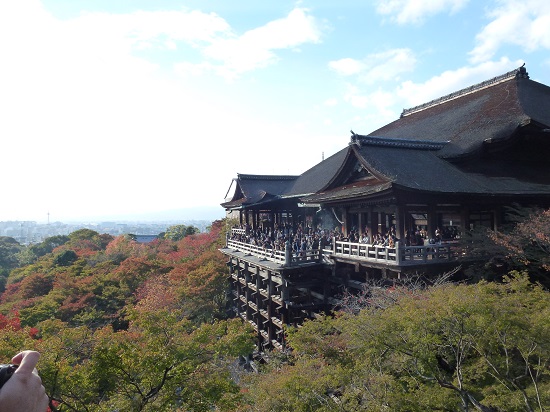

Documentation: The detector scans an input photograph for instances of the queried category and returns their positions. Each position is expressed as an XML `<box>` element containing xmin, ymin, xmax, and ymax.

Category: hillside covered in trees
<box><xmin>0</xmin><ymin>215</ymin><xmax>549</xmax><ymax>411</ymax></box>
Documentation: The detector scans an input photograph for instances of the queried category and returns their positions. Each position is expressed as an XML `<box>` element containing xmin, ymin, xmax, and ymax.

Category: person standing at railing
<box><xmin>319</xmin><ymin>233</ymin><xmax>329</xmax><ymax>250</ymax></box>
<box><xmin>312</xmin><ymin>235</ymin><xmax>319</xmax><ymax>250</ymax></box>
<box><xmin>435</xmin><ymin>227</ymin><xmax>442</xmax><ymax>244</ymax></box>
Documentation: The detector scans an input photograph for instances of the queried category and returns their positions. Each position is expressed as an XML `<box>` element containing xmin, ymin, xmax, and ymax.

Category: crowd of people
<box><xmin>230</xmin><ymin>222</ymin><xmax>459</xmax><ymax>255</ymax></box>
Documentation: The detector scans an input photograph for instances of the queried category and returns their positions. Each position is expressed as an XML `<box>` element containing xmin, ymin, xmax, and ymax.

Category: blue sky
<box><xmin>1</xmin><ymin>0</ymin><xmax>550</xmax><ymax>222</ymax></box>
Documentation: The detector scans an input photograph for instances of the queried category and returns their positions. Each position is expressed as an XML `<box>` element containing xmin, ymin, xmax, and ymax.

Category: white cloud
<box><xmin>374</xmin><ymin>0</ymin><xmax>469</xmax><ymax>25</ymax></box>
<box><xmin>329</xmin><ymin>58</ymin><xmax>365</xmax><ymax>76</ymax></box>
<box><xmin>344</xmin><ymin>85</ymin><xmax>396</xmax><ymax>115</ymax></box>
<box><xmin>202</xmin><ymin>8</ymin><xmax>322</xmax><ymax>79</ymax></box>
<box><xmin>0</xmin><ymin>2</ymin><xmax>333</xmax><ymax>220</ymax></box>
<box><xmin>469</xmin><ymin>0</ymin><xmax>550</xmax><ymax>63</ymax></box>
<box><xmin>329</xmin><ymin>49</ymin><xmax>416</xmax><ymax>84</ymax></box>
<box><xmin>328</xmin><ymin>49</ymin><xmax>417</xmax><ymax>132</ymax></box>
<box><xmin>396</xmin><ymin>57</ymin><xmax>522</xmax><ymax>107</ymax></box>
<box><xmin>340</xmin><ymin>58</ymin><xmax>526</xmax><ymax>135</ymax></box>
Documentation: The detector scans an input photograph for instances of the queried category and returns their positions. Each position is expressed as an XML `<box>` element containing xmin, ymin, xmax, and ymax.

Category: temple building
<box><xmin>220</xmin><ymin>66</ymin><xmax>550</xmax><ymax>351</ymax></box>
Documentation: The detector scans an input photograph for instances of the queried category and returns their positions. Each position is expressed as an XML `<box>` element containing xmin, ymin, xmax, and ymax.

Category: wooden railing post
<box><xmin>285</xmin><ymin>240</ymin><xmax>291</xmax><ymax>267</ymax></box>
<box><xmin>395</xmin><ymin>241</ymin><xmax>401</xmax><ymax>264</ymax></box>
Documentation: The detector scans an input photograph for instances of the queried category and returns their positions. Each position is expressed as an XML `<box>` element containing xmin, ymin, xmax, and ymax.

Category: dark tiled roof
<box><xmin>302</xmin><ymin>181</ymin><xmax>393</xmax><ymax>203</ymax></box>
<box><xmin>221</xmin><ymin>174</ymin><xmax>298</xmax><ymax>209</ymax></box>
<box><xmin>367</xmin><ymin>67</ymin><xmax>550</xmax><ymax>159</ymax></box>
<box><xmin>354</xmin><ymin>143</ymin><xmax>550</xmax><ymax>194</ymax></box>
<box><xmin>304</xmin><ymin>133</ymin><xmax>550</xmax><ymax>204</ymax></box>
<box><xmin>285</xmin><ymin>147</ymin><xmax>349</xmax><ymax>196</ymax></box>
<box><xmin>223</xmin><ymin>66</ymin><xmax>550</xmax><ymax>209</ymax></box>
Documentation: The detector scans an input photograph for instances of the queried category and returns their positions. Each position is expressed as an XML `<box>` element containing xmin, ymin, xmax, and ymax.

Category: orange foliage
<box><xmin>134</xmin><ymin>274</ymin><xmax>179</xmax><ymax>313</ymax></box>
<box><xmin>158</xmin><ymin>221</ymin><xmax>223</xmax><ymax>263</ymax></box>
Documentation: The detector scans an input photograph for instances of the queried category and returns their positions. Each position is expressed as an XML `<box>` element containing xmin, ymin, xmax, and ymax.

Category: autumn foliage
<box><xmin>0</xmin><ymin>219</ymin><xmax>256</xmax><ymax>411</ymax></box>
<box><xmin>0</xmin><ymin>214</ymin><xmax>549</xmax><ymax>411</ymax></box>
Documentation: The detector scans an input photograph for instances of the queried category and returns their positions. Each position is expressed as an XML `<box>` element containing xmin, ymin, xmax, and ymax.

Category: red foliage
<box><xmin>157</xmin><ymin>221</ymin><xmax>223</xmax><ymax>263</ymax></box>
<box><xmin>59</xmin><ymin>292</ymin><xmax>96</xmax><ymax>321</ymax></box>
<box><xmin>134</xmin><ymin>274</ymin><xmax>179</xmax><ymax>313</ymax></box>
<box><xmin>0</xmin><ymin>312</ymin><xmax>21</xmax><ymax>330</ymax></box>
<box><xmin>104</xmin><ymin>235</ymin><xmax>148</xmax><ymax>260</ymax></box>
<box><xmin>168</xmin><ymin>249</ymin><xmax>228</xmax><ymax>318</ymax></box>
<box><xmin>0</xmin><ymin>282</ymin><xmax>21</xmax><ymax>304</ymax></box>
<box><xmin>18</xmin><ymin>273</ymin><xmax>53</xmax><ymax>300</ymax></box>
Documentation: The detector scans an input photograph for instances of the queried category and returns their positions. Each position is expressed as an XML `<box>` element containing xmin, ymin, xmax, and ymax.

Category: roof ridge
<box><xmin>400</xmin><ymin>65</ymin><xmax>529</xmax><ymax>118</ymax></box>
<box><xmin>351</xmin><ymin>134</ymin><xmax>447</xmax><ymax>150</ymax></box>
<box><xmin>237</xmin><ymin>173</ymin><xmax>299</xmax><ymax>180</ymax></box>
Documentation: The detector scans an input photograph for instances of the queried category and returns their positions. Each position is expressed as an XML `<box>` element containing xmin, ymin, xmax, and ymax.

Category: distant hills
<box><xmin>64</xmin><ymin>206</ymin><xmax>226</xmax><ymax>224</ymax></box>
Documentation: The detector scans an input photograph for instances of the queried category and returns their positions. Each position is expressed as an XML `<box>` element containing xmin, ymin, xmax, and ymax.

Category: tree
<box><xmin>163</xmin><ymin>224</ymin><xmax>199</xmax><ymax>242</ymax></box>
<box><xmin>53</xmin><ymin>250</ymin><xmax>78</xmax><ymax>267</ymax></box>
<box><xmin>37</xmin><ymin>312</ymin><xmax>255</xmax><ymax>411</ymax></box>
<box><xmin>0</xmin><ymin>236</ymin><xmax>22</xmax><ymax>270</ymax></box>
<box><xmin>19</xmin><ymin>235</ymin><xmax>70</xmax><ymax>265</ymax></box>
<box><xmin>488</xmin><ymin>206</ymin><xmax>550</xmax><ymax>283</ymax></box>
<box><xmin>244</xmin><ymin>274</ymin><xmax>550</xmax><ymax>411</ymax></box>
<box><xmin>462</xmin><ymin>205</ymin><xmax>550</xmax><ymax>287</ymax></box>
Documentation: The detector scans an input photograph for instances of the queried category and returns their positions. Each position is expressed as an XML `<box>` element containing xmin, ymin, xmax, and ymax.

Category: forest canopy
<box><xmin>0</xmin><ymin>212</ymin><xmax>548</xmax><ymax>411</ymax></box>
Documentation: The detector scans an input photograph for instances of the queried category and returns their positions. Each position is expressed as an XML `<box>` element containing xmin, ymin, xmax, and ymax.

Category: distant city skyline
<box><xmin>0</xmin><ymin>218</ymin><xmax>215</xmax><ymax>245</ymax></box>
<box><xmin>2</xmin><ymin>1</ymin><xmax>550</xmax><ymax>222</ymax></box>
<box><xmin>9</xmin><ymin>206</ymin><xmax>226</xmax><ymax>225</ymax></box>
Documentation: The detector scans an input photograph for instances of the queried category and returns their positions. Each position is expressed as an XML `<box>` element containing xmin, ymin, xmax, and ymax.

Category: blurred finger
<box><xmin>11</xmin><ymin>351</ymin><xmax>40</xmax><ymax>374</ymax></box>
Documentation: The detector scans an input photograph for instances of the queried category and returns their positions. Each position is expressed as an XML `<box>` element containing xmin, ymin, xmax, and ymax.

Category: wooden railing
<box><xmin>226</xmin><ymin>238</ymin><xmax>322</xmax><ymax>266</ymax></box>
<box><xmin>333</xmin><ymin>240</ymin><xmax>460</xmax><ymax>265</ymax></box>
<box><xmin>226</xmin><ymin>229</ymin><xmax>461</xmax><ymax>267</ymax></box>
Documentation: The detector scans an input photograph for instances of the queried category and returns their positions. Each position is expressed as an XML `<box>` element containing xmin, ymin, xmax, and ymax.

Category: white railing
<box><xmin>226</xmin><ymin>238</ymin><xmax>322</xmax><ymax>266</ymax></box>
<box><xmin>226</xmin><ymin>229</ymin><xmax>460</xmax><ymax>266</ymax></box>
<box><xmin>333</xmin><ymin>240</ymin><xmax>460</xmax><ymax>265</ymax></box>
<box><xmin>334</xmin><ymin>241</ymin><xmax>398</xmax><ymax>262</ymax></box>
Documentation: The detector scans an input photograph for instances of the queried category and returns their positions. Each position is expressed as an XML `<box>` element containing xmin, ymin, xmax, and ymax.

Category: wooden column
<box><xmin>493</xmin><ymin>207</ymin><xmax>500</xmax><ymax>232</ymax></box>
<box><xmin>379</xmin><ymin>212</ymin><xmax>386</xmax><ymax>235</ymax></box>
<box><xmin>395</xmin><ymin>205</ymin><xmax>404</xmax><ymax>241</ymax></box>
<box><xmin>343</xmin><ymin>208</ymin><xmax>349</xmax><ymax>235</ymax></box>
<box><xmin>427</xmin><ymin>204</ymin><xmax>437</xmax><ymax>240</ymax></box>
<box><xmin>370</xmin><ymin>209</ymin><xmax>378</xmax><ymax>236</ymax></box>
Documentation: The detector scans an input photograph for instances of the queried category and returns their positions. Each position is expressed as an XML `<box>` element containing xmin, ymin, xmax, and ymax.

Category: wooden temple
<box><xmin>220</xmin><ymin>65</ymin><xmax>550</xmax><ymax>351</ymax></box>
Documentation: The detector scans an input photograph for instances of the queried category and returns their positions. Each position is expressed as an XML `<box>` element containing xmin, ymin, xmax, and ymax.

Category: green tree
<box><xmin>37</xmin><ymin>311</ymin><xmax>254</xmax><ymax>411</ymax></box>
<box><xmin>163</xmin><ymin>224</ymin><xmax>199</xmax><ymax>242</ymax></box>
<box><xmin>19</xmin><ymin>235</ymin><xmax>71</xmax><ymax>265</ymax></box>
<box><xmin>0</xmin><ymin>236</ymin><xmax>22</xmax><ymax>270</ymax></box>
<box><xmin>244</xmin><ymin>274</ymin><xmax>550</xmax><ymax>411</ymax></box>
<box><xmin>53</xmin><ymin>250</ymin><xmax>78</xmax><ymax>267</ymax></box>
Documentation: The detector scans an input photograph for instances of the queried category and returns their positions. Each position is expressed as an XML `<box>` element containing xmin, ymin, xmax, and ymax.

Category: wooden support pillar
<box><xmin>395</xmin><ymin>206</ymin><xmax>404</xmax><ymax>241</ymax></box>
<box><xmin>493</xmin><ymin>207</ymin><xmax>500</xmax><ymax>232</ymax></box>
<box><xmin>427</xmin><ymin>205</ymin><xmax>437</xmax><ymax>240</ymax></box>
<box><xmin>378</xmin><ymin>212</ymin><xmax>386</xmax><ymax>235</ymax></box>
<box><xmin>367</xmin><ymin>208</ymin><xmax>376</xmax><ymax>239</ymax></box>
<box><xmin>251</xmin><ymin>210</ymin><xmax>256</xmax><ymax>231</ymax></box>
<box><xmin>461</xmin><ymin>207</ymin><xmax>470</xmax><ymax>233</ymax></box>
<box><xmin>343</xmin><ymin>207</ymin><xmax>349</xmax><ymax>235</ymax></box>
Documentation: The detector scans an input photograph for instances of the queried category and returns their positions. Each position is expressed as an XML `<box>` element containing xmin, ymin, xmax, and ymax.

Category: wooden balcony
<box><xmin>332</xmin><ymin>240</ymin><xmax>461</xmax><ymax>266</ymax></box>
<box><xmin>225</xmin><ymin>237</ymin><xmax>322</xmax><ymax>267</ymax></box>
<box><xmin>224</xmin><ymin>229</ymin><xmax>463</xmax><ymax>268</ymax></box>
